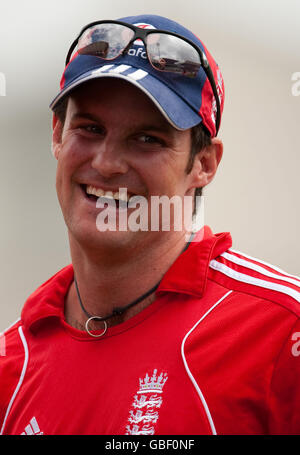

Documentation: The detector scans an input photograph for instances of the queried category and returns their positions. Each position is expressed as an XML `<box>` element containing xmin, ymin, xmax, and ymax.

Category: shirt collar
<box><xmin>22</xmin><ymin>227</ymin><xmax>232</xmax><ymax>332</ymax></box>
<box><xmin>157</xmin><ymin>226</ymin><xmax>232</xmax><ymax>297</ymax></box>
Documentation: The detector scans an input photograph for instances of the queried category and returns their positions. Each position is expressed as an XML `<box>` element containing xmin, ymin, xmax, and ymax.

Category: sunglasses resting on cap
<box><xmin>50</xmin><ymin>14</ymin><xmax>224</xmax><ymax>137</ymax></box>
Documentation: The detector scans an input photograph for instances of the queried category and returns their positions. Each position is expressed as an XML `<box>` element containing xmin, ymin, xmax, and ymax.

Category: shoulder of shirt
<box><xmin>208</xmin><ymin>247</ymin><xmax>300</xmax><ymax>318</ymax></box>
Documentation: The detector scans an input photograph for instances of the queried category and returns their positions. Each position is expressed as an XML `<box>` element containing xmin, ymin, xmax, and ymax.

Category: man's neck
<box><xmin>64</xmin><ymin>231</ymin><xmax>190</xmax><ymax>330</ymax></box>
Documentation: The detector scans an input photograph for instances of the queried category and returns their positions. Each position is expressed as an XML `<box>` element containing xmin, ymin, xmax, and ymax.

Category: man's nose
<box><xmin>91</xmin><ymin>138</ymin><xmax>129</xmax><ymax>178</ymax></box>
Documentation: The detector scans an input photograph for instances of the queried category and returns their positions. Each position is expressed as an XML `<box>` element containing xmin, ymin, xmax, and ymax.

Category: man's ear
<box><xmin>189</xmin><ymin>138</ymin><xmax>223</xmax><ymax>189</ymax></box>
<box><xmin>51</xmin><ymin>114</ymin><xmax>63</xmax><ymax>160</ymax></box>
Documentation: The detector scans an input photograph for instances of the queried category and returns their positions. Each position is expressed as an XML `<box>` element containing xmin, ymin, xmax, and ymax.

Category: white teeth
<box><xmin>85</xmin><ymin>186</ymin><xmax>131</xmax><ymax>202</ymax></box>
<box><xmin>86</xmin><ymin>185</ymin><xmax>104</xmax><ymax>197</ymax></box>
<box><xmin>105</xmin><ymin>191</ymin><xmax>114</xmax><ymax>199</ymax></box>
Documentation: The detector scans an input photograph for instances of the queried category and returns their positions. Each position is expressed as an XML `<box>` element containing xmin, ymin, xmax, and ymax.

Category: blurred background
<box><xmin>0</xmin><ymin>0</ymin><xmax>299</xmax><ymax>331</ymax></box>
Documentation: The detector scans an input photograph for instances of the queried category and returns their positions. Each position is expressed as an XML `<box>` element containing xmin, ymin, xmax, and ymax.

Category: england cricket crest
<box><xmin>125</xmin><ymin>369</ymin><xmax>168</xmax><ymax>435</ymax></box>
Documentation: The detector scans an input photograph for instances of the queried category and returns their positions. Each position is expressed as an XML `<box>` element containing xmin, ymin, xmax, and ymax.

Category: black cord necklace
<box><xmin>74</xmin><ymin>275</ymin><xmax>160</xmax><ymax>337</ymax></box>
<box><xmin>74</xmin><ymin>233</ymin><xmax>195</xmax><ymax>337</ymax></box>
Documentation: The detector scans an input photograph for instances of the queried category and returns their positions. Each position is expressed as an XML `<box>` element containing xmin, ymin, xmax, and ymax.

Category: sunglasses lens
<box><xmin>147</xmin><ymin>33</ymin><xmax>201</xmax><ymax>77</ymax></box>
<box><xmin>77</xmin><ymin>23</ymin><xmax>134</xmax><ymax>60</ymax></box>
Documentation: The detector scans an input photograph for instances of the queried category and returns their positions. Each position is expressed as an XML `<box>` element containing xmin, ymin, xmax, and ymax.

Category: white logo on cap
<box><xmin>91</xmin><ymin>64</ymin><xmax>149</xmax><ymax>81</ymax></box>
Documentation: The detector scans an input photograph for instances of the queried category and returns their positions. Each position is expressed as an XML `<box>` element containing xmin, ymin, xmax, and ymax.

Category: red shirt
<box><xmin>1</xmin><ymin>228</ymin><xmax>300</xmax><ymax>435</ymax></box>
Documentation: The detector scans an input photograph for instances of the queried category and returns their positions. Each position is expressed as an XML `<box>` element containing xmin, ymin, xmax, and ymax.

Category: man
<box><xmin>0</xmin><ymin>14</ymin><xmax>299</xmax><ymax>436</ymax></box>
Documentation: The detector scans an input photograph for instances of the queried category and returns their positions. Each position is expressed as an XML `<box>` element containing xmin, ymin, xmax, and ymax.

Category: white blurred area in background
<box><xmin>0</xmin><ymin>0</ymin><xmax>299</xmax><ymax>330</ymax></box>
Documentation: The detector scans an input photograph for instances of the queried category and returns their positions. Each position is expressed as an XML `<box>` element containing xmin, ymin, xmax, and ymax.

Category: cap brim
<box><xmin>49</xmin><ymin>64</ymin><xmax>202</xmax><ymax>131</ymax></box>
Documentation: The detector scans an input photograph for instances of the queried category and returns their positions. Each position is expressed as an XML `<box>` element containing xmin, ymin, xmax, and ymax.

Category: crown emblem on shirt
<box><xmin>137</xmin><ymin>369</ymin><xmax>168</xmax><ymax>394</ymax></box>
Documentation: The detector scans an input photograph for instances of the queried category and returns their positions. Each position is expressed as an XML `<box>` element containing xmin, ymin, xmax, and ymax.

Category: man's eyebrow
<box><xmin>70</xmin><ymin>112</ymin><xmax>100</xmax><ymax>122</ymax></box>
<box><xmin>70</xmin><ymin>112</ymin><xmax>176</xmax><ymax>134</ymax></box>
<box><xmin>137</xmin><ymin>123</ymin><xmax>175</xmax><ymax>134</ymax></box>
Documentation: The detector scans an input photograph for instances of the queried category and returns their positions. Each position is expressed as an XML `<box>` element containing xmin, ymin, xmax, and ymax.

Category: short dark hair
<box><xmin>187</xmin><ymin>123</ymin><xmax>212</xmax><ymax>204</ymax></box>
<box><xmin>53</xmin><ymin>97</ymin><xmax>68</xmax><ymax>125</ymax></box>
<box><xmin>53</xmin><ymin>98</ymin><xmax>211</xmax><ymax>214</ymax></box>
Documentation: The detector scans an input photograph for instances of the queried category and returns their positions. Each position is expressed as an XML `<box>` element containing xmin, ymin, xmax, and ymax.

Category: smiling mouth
<box><xmin>81</xmin><ymin>184</ymin><xmax>134</xmax><ymax>208</ymax></box>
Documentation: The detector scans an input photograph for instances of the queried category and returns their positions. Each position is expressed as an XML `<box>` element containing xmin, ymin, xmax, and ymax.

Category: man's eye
<box><xmin>81</xmin><ymin>125</ymin><xmax>104</xmax><ymax>135</ymax></box>
<box><xmin>138</xmin><ymin>135</ymin><xmax>162</xmax><ymax>145</ymax></box>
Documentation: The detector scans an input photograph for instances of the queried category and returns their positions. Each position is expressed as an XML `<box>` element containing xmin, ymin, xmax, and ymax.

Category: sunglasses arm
<box><xmin>205</xmin><ymin>65</ymin><xmax>221</xmax><ymax>135</ymax></box>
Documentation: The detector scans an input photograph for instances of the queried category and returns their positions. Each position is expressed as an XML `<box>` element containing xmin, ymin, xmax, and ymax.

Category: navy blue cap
<box><xmin>50</xmin><ymin>14</ymin><xmax>224</xmax><ymax>136</ymax></box>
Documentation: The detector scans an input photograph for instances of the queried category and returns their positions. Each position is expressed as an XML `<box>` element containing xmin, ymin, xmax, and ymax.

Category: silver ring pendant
<box><xmin>85</xmin><ymin>316</ymin><xmax>108</xmax><ymax>338</ymax></box>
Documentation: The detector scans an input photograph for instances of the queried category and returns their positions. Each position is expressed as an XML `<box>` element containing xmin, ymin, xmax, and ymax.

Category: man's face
<box><xmin>53</xmin><ymin>78</ymin><xmax>202</xmax><ymax>251</ymax></box>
